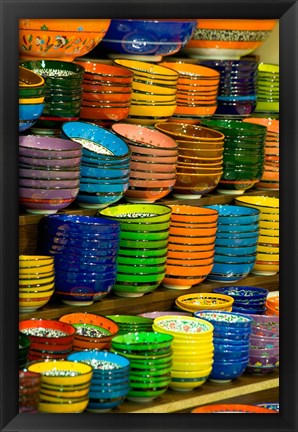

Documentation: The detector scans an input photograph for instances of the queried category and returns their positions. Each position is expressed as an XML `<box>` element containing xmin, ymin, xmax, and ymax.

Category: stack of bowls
<box><xmin>19</xmin><ymin>135</ymin><xmax>82</xmax><ymax>214</ymax></box>
<box><xmin>38</xmin><ymin>214</ymin><xmax>120</xmax><ymax>305</ymax></box>
<box><xmin>153</xmin><ymin>315</ymin><xmax>214</xmax><ymax>391</ymax></box>
<box><xmin>200</xmin><ymin>119</ymin><xmax>267</xmax><ymax>195</ymax></box>
<box><xmin>198</xmin><ymin>59</ymin><xmax>258</xmax><ymax>118</ymax></box>
<box><xmin>61</xmin><ymin>121</ymin><xmax>131</xmax><ymax>209</ymax></box>
<box><xmin>19</xmin><ymin>60</ymin><xmax>85</xmax><ymax>129</ymax></box>
<box><xmin>19</xmin><ymin>66</ymin><xmax>45</xmax><ymax>132</ymax></box>
<box><xmin>111</xmin><ymin>331</ymin><xmax>173</xmax><ymax>402</ymax></box>
<box><xmin>19</xmin><ymin>318</ymin><xmax>76</xmax><ymax>361</ymax></box>
<box><xmin>106</xmin><ymin>315</ymin><xmax>153</xmax><ymax>335</ymax></box>
<box><xmin>99</xmin><ymin>19</ymin><xmax>197</xmax><ymax>62</ymax></box>
<box><xmin>243</xmin><ymin>118</ymin><xmax>279</xmax><ymax>191</ymax></box>
<box><xmin>67</xmin><ymin>350</ymin><xmax>130</xmax><ymax>412</ymax></box>
<box><xmin>155</xmin><ymin>122</ymin><xmax>224</xmax><ymax>199</ymax></box>
<box><xmin>113</xmin><ymin>59</ymin><xmax>179</xmax><ymax>125</ymax></box>
<box><xmin>162</xmin><ymin>205</ymin><xmax>218</xmax><ymax>290</ymax></box>
<box><xmin>59</xmin><ymin>313</ymin><xmax>119</xmax><ymax>351</ymax></box>
<box><xmin>235</xmin><ymin>196</ymin><xmax>279</xmax><ymax>276</ymax></box>
<box><xmin>255</xmin><ymin>63</ymin><xmax>279</xmax><ymax>116</ymax></box>
<box><xmin>19</xmin><ymin>254</ymin><xmax>55</xmax><ymax>312</ymax></box>
<box><xmin>265</xmin><ymin>294</ymin><xmax>279</xmax><ymax>316</ymax></box>
<box><xmin>159</xmin><ymin>62</ymin><xmax>220</xmax><ymax>119</ymax></box>
<box><xmin>203</xmin><ymin>204</ymin><xmax>260</xmax><ymax>283</ymax></box>
<box><xmin>98</xmin><ymin>203</ymin><xmax>172</xmax><ymax>298</ymax></box>
<box><xmin>27</xmin><ymin>360</ymin><xmax>93</xmax><ymax>413</ymax></box>
<box><xmin>246</xmin><ymin>315</ymin><xmax>279</xmax><ymax>375</ymax></box>
<box><xmin>213</xmin><ymin>286</ymin><xmax>269</xmax><ymax>315</ymax></box>
<box><xmin>19</xmin><ymin>19</ymin><xmax>111</xmax><ymax>62</ymax></box>
<box><xmin>245</xmin><ymin>313</ymin><xmax>279</xmax><ymax>374</ymax></box>
<box><xmin>19</xmin><ymin>370</ymin><xmax>41</xmax><ymax>413</ymax></box>
<box><xmin>75</xmin><ymin>61</ymin><xmax>133</xmax><ymax>125</ymax></box>
<box><xmin>175</xmin><ymin>292</ymin><xmax>234</xmax><ymax>313</ymax></box>
<box><xmin>19</xmin><ymin>332</ymin><xmax>31</xmax><ymax>369</ymax></box>
<box><xmin>194</xmin><ymin>311</ymin><xmax>252</xmax><ymax>383</ymax></box>
<box><xmin>111</xmin><ymin>123</ymin><xmax>178</xmax><ymax>203</ymax></box>
<box><xmin>183</xmin><ymin>19</ymin><xmax>277</xmax><ymax>60</ymax></box>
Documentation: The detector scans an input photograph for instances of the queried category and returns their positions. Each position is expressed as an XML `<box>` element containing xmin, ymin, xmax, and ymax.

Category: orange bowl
<box><xmin>173</xmin><ymin>171</ymin><xmax>223</xmax><ymax>198</ymax></box>
<box><xmin>82</xmin><ymin>91</ymin><xmax>132</xmax><ymax>104</ymax></box>
<box><xmin>155</xmin><ymin>122</ymin><xmax>225</xmax><ymax>141</ymax></box>
<box><xmin>168</xmin><ymin>243</ymin><xmax>215</xmax><ymax>252</ymax></box>
<box><xmin>178</xmin><ymin>147</ymin><xmax>224</xmax><ymax>159</ymax></box>
<box><xmin>19</xmin><ymin>19</ymin><xmax>111</xmax><ymax>62</ymax></box>
<box><xmin>165</xmin><ymin>262</ymin><xmax>214</xmax><ymax>277</ymax></box>
<box><xmin>167</xmin><ymin>249</ymin><xmax>215</xmax><ymax>260</ymax></box>
<box><xmin>169</xmin><ymin>234</ymin><xmax>217</xmax><ymax>245</ymax></box>
<box><xmin>80</xmin><ymin>105</ymin><xmax>130</xmax><ymax>121</ymax></box>
<box><xmin>169</xmin><ymin>225</ymin><xmax>217</xmax><ymax>237</ymax></box>
<box><xmin>124</xmin><ymin>187</ymin><xmax>173</xmax><ymax>203</ymax></box>
<box><xmin>169</xmin><ymin>204</ymin><xmax>219</xmax><ymax>223</ymax></box>
<box><xmin>162</xmin><ymin>275</ymin><xmax>208</xmax><ymax>289</ymax></box>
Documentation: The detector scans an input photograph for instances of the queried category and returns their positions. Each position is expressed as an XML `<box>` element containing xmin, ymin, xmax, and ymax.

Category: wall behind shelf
<box><xmin>254</xmin><ymin>20</ymin><xmax>279</xmax><ymax>65</ymax></box>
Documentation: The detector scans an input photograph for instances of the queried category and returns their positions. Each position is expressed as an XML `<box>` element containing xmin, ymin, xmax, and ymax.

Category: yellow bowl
<box><xmin>256</xmin><ymin>252</ymin><xmax>279</xmax><ymax>262</ymax></box>
<box><xmin>129</xmin><ymin>103</ymin><xmax>177</xmax><ymax>117</ymax></box>
<box><xmin>172</xmin><ymin>340</ymin><xmax>214</xmax><ymax>352</ymax></box>
<box><xmin>257</xmin><ymin>244</ymin><xmax>279</xmax><ymax>254</ymax></box>
<box><xmin>260</xmin><ymin>227</ymin><xmax>279</xmax><ymax>237</ymax></box>
<box><xmin>259</xmin><ymin>220</ymin><xmax>279</xmax><ymax>230</ymax></box>
<box><xmin>258</xmin><ymin>234</ymin><xmax>279</xmax><ymax>245</ymax></box>
<box><xmin>153</xmin><ymin>315</ymin><xmax>214</xmax><ymax>338</ymax></box>
<box><xmin>19</xmin><ymin>275</ymin><xmax>55</xmax><ymax>286</ymax></box>
<box><xmin>253</xmin><ymin>262</ymin><xmax>279</xmax><ymax>275</ymax></box>
<box><xmin>19</xmin><ymin>96</ymin><xmax>45</xmax><ymax>104</ymax></box>
<box><xmin>169</xmin><ymin>366</ymin><xmax>212</xmax><ymax>390</ymax></box>
<box><xmin>19</xmin><ymin>263</ymin><xmax>55</xmax><ymax>275</ymax></box>
<box><xmin>38</xmin><ymin>398</ymin><xmax>89</xmax><ymax>413</ymax></box>
<box><xmin>28</xmin><ymin>360</ymin><xmax>93</xmax><ymax>386</ymax></box>
<box><xmin>38</xmin><ymin>391</ymin><xmax>90</xmax><ymax>403</ymax></box>
<box><xmin>19</xmin><ymin>255</ymin><xmax>54</xmax><ymax>268</ymax></box>
<box><xmin>19</xmin><ymin>289</ymin><xmax>54</xmax><ymax>299</ymax></box>
<box><xmin>114</xmin><ymin>58</ymin><xmax>179</xmax><ymax>80</ymax></box>
<box><xmin>19</xmin><ymin>282</ymin><xmax>55</xmax><ymax>292</ymax></box>
<box><xmin>171</xmin><ymin>366</ymin><xmax>213</xmax><ymax>379</ymax></box>
<box><xmin>39</xmin><ymin>386</ymin><xmax>90</xmax><ymax>399</ymax></box>
<box><xmin>131</xmin><ymin>92</ymin><xmax>176</xmax><ymax>103</ymax></box>
<box><xmin>234</xmin><ymin>196</ymin><xmax>279</xmax><ymax>217</ymax></box>
<box><xmin>176</xmin><ymin>292</ymin><xmax>234</xmax><ymax>311</ymax></box>
<box><xmin>19</xmin><ymin>298</ymin><xmax>52</xmax><ymax>311</ymax></box>
<box><xmin>172</xmin><ymin>359</ymin><xmax>214</xmax><ymax>371</ymax></box>
<box><xmin>132</xmin><ymin>80</ymin><xmax>177</xmax><ymax>95</ymax></box>
<box><xmin>172</xmin><ymin>350</ymin><xmax>214</xmax><ymax>360</ymax></box>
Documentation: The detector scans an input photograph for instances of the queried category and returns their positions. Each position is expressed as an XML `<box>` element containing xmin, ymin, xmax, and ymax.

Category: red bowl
<box><xmin>82</xmin><ymin>90</ymin><xmax>132</xmax><ymax>103</ymax></box>
<box><xmin>19</xmin><ymin>319</ymin><xmax>76</xmax><ymax>345</ymax></box>
<box><xmin>80</xmin><ymin>105</ymin><xmax>130</xmax><ymax>121</ymax></box>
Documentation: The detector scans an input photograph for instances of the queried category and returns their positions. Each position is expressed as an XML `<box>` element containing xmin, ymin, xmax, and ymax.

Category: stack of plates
<box><xmin>255</xmin><ymin>63</ymin><xmax>279</xmax><ymax>115</ymax></box>
<box><xmin>98</xmin><ymin>203</ymin><xmax>172</xmax><ymax>298</ymax></box>
<box><xmin>113</xmin><ymin>59</ymin><xmax>179</xmax><ymax>125</ymax></box>
<box><xmin>159</xmin><ymin>62</ymin><xmax>220</xmax><ymax>119</ymax></box>
<box><xmin>153</xmin><ymin>315</ymin><xmax>214</xmax><ymax>392</ymax></box>
<box><xmin>201</xmin><ymin>119</ymin><xmax>267</xmax><ymax>195</ymax></box>
<box><xmin>111</xmin><ymin>331</ymin><xmax>173</xmax><ymax>402</ymax></box>
<box><xmin>112</xmin><ymin>123</ymin><xmax>178</xmax><ymax>203</ymax></box>
<box><xmin>235</xmin><ymin>196</ymin><xmax>279</xmax><ymax>276</ymax></box>
<box><xmin>61</xmin><ymin>121</ymin><xmax>131</xmax><ymax>209</ymax></box>
<box><xmin>19</xmin><ymin>66</ymin><xmax>45</xmax><ymax>132</ymax></box>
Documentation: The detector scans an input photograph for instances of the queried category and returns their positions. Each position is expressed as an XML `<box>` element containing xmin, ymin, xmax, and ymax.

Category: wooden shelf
<box><xmin>110</xmin><ymin>371</ymin><xmax>279</xmax><ymax>413</ymax></box>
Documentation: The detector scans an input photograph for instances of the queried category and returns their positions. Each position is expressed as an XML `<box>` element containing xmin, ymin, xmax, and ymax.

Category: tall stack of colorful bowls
<box><xmin>198</xmin><ymin>59</ymin><xmax>258</xmax><ymax>118</ymax></box>
<box><xmin>113</xmin><ymin>59</ymin><xmax>179</xmax><ymax>125</ymax></box>
<box><xmin>67</xmin><ymin>350</ymin><xmax>130</xmax><ymax>412</ymax></box>
<box><xmin>38</xmin><ymin>214</ymin><xmax>120</xmax><ymax>305</ymax></box>
<box><xmin>61</xmin><ymin>121</ymin><xmax>131</xmax><ymax>209</ymax></box>
<box><xmin>59</xmin><ymin>313</ymin><xmax>119</xmax><ymax>351</ymax></box>
<box><xmin>255</xmin><ymin>63</ymin><xmax>279</xmax><ymax>117</ymax></box>
<box><xmin>98</xmin><ymin>203</ymin><xmax>172</xmax><ymax>297</ymax></box>
<box><xmin>155</xmin><ymin>122</ymin><xmax>224</xmax><ymax>199</ymax></box>
<box><xmin>153</xmin><ymin>315</ymin><xmax>214</xmax><ymax>391</ymax></box>
<box><xmin>194</xmin><ymin>311</ymin><xmax>252</xmax><ymax>383</ymax></box>
<box><xmin>234</xmin><ymin>196</ymin><xmax>279</xmax><ymax>276</ymax></box>
<box><xmin>106</xmin><ymin>315</ymin><xmax>153</xmax><ymax>335</ymax></box>
<box><xmin>203</xmin><ymin>204</ymin><xmax>260</xmax><ymax>283</ymax></box>
<box><xmin>243</xmin><ymin>118</ymin><xmax>279</xmax><ymax>191</ymax></box>
<box><xmin>19</xmin><ymin>66</ymin><xmax>45</xmax><ymax>132</ymax></box>
<box><xmin>27</xmin><ymin>360</ymin><xmax>93</xmax><ymax>413</ymax></box>
<box><xmin>19</xmin><ymin>318</ymin><xmax>76</xmax><ymax>361</ymax></box>
<box><xmin>19</xmin><ymin>60</ymin><xmax>85</xmax><ymax>129</ymax></box>
<box><xmin>19</xmin><ymin>135</ymin><xmax>82</xmax><ymax>214</ymax></box>
<box><xmin>111</xmin><ymin>331</ymin><xmax>173</xmax><ymax>402</ymax></box>
<box><xmin>159</xmin><ymin>62</ymin><xmax>220</xmax><ymax>120</ymax></box>
<box><xmin>200</xmin><ymin>119</ymin><xmax>267</xmax><ymax>195</ymax></box>
<box><xmin>111</xmin><ymin>123</ymin><xmax>178</xmax><ymax>203</ymax></box>
<box><xmin>162</xmin><ymin>205</ymin><xmax>218</xmax><ymax>290</ymax></box>
<box><xmin>19</xmin><ymin>255</ymin><xmax>55</xmax><ymax>312</ymax></box>
<box><xmin>213</xmin><ymin>286</ymin><xmax>269</xmax><ymax>315</ymax></box>
<box><xmin>75</xmin><ymin>61</ymin><xmax>134</xmax><ymax>125</ymax></box>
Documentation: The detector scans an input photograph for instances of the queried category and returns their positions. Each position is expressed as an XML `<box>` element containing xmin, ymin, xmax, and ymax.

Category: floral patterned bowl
<box><xmin>153</xmin><ymin>315</ymin><xmax>214</xmax><ymax>338</ymax></box>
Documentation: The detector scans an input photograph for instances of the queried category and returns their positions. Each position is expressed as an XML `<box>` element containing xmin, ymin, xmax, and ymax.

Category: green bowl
<box><xmin>130</xmin><ymin>356</ymin><xmax>173</xmax><ymax>367</ymax></box>
<box><xmin>200</xmin><ymin>119</ymin><xmax>267</xmax><ymax>137</ymax></box>
<box><xmin>117</xmin><ymin>254</ymin><xmax>167</xmax><ymax>266</ymax></box>
<box><xmin>111</xmin><ymin>331</ymin><xmax>173</xmax><ymax>351</ymax></box>
<box><xmin>98</xmin><ymin>203</ymin><xmax>172</xmax><ymax>224</ymax></box>
<box><xmin>116</xmin><ymin>220</ymin><xmax>171</xmax><ymax>232</ymax></box>
<box><xmin>119</xmin><ymin>229</ymin><xmax>169</xmax><ymax>241</ymax></box>
<box><xmin>116</xmin><ymin>271</ymin><xmax>165</xmax><ymax>284</ymax></box>
<box><xmin>119</xmin><ymin>238</ymin><xmax>168</xmax><ymax>249</ymax></box>
<box><xmin>19</xmin><ymin>86</ymin><xmax>45</xmax><ymax>98</ymax></box>
<box><xmin>130</xmin><ymin>366</ymin><xmax>172</xmax><ymax>377</ymax></box>
<box><xmin>117</xmin><ymin>247</ymin><xmax>168</xmax><ymax>258</ymax></box>
<box><xmin>107</xmin><ymin>315</ymin><xmax>153</xmax><ymax>327</ymax></box>
<box><xmin>128</xmin><ymin>377</ymin><xmax>171</xmax><ymax>389</ymax></box>
<box><xmin>223</xmin><ymin>153</ymin><xmax>264</xmax><ymax>165</ymax></box>
<box><xmin>127</xmin><ymin>387</ymin><xmax>168</xmax><ymax>400</ymax></box>
<box><xmin>19</xmin><ymin>60</ymin><xmax>85</xmax><ymax>88</ymax></box>
<box><xmin>112</xmin><ymin>283</ymin><xmax>160</xmax><ymax>297</ymax></box>
<box><xmin>44</xmin><ymin>93</ymin><xmax>83</xmax><ymax>102</ymax></box>
<box><xmin>116</xmin><ymin>263</ymin><xmax>167</xmax><ymax>275</ymax></box>
<box><xmin>44</xmin><ymin>99</ymin><xmax>82</xmax><ymax>110</ymax></box>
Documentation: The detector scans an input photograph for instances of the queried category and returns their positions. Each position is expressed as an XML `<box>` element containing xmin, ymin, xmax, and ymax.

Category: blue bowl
<box><xmin>54</xmin><ymin>260</ymin><xmax>118</xmax><ymax>274</ymax></box>
<box><xmin>214</xmin><ymin>330</ymin><xmax>251</xmax><ymax>341</ymax></box>
<box><xmin>211</xmin><ymin>260</ymin><xmax>255</xmax><ymax>274</ymax></box>
<box><xmin>42</xmin><ymin>241</ymin><xmax>119</xmax><ymax>257</ymax></box>
<box><xmin>53</xmin><ymin>253</ymin><xmax>118</xmax><ymax>267</ymax></box>
<box><xmin>79</xmin><ymin>181</ymin><xmax>129</xmax><ymax>194</ymax></box>
<box><xmin>19</xmin><ymin>120</ymin><xmax>37</xmax><ymax>132</ymax></box>
<box><xmin>41</xmin><ymin>232</ymin><xmax>120</xmax><ymax>250</ymax></box>
<box><xmin>42</xmin><ymin>214</ymin><xmax>120</xmax><ymax>234</ymax></box>
<box><xmin>213</xmin><ymin>336</ymin><xmax>250</xmax><ymax>348</ymax></box>
<box><xmin>82</xmin><ymin>147</ymin><xmax>131</xmax><ymax>163</ymax></box>
<box><xmin>213</xmin><ymin>285</ymin><xmax>269</xmax><ymax>300</ymax></box>
<box><xmin>87</xmin><ymin>396</ymin><xmax>127</xmax><ymax>412</ymax></box>
<box><xmin>67</xmin><ymin>350</ymin><xmax>130</xmax><ymax>370</ymax></box>
<box><xmin>215</xmin><ymin>230</ymin><xmax>260</xmax><ymax>239</ymax></box>
<box><xmin>80</xmin><ymin>175</ymin><xmax>129</xmax><ymax>185</ymax></box>
<box><xmin>81</xmin><ymin>155</ymin><xmax>131</xmax><ymax>169</ymax></box>
<box><xmin>217</xmin><ymin>95</ymin><xmax>257</xmax><ymax>102</ymax></box>
<box><xmin>100</xmin><ymin>19</ymin><xmax>197</xmax><ymax>57</ymax></box>
<box><xmin>54</xmin><ymin>277</ymin><xmax>116</xmax><ymax>298</ymax></box>
<box><xmin>19</xmin><ymin>103</ymin><xmax>45</xmax><ymax>121</ymax></box>
<box><xmin>55</xmin><ymin>268</ymin><xmax>117</xmax><ymax>281</ymax></box>
<box><xmin>80</xmin><ymin>164</ymin><xmax>130</xmax><ymax>179</ymax></box>
<box><xmin>214</xmin><ymin>244</ymin><xmax>258</xmax><ymax>256</ymax></box>
<box><xmin>232</xmin><ymin>305</ymin><xmax>266</xmax><ymax>315</ymax></box>
<box><xmin>89</xmin><ymin>387</ymin><xmax>130</xmax><ymax>401</ymax></box>
<box><xmin>217</xmin><ymin>223</ymin><xmax>259</xmax><ymax>233</ymax></box>
<box><xmin>214</xmin><ymin>100</ymin><xmax>257</xmax><ymax>116</ymax></box>
<box><xmin>215</xmin><ymin>236</ymin><xmax>260</xmax><ymax>247</ymax></box>
<box><xmin>210</xmin><ymin>357</ymin><xmax>249</xmax><ymax>381</ymax></box>
<box><xmin>62</xmin><ymin>121</ymin><xmax>131</xmax><ymax>159</ymax></box>
<box><xmin>194</xmin><ymin>310</ymin><xmax>253</xmax><ymax>329</ymax></box>
<box><xmin>213</xmin><ymin>253</ymin><xmax>257</xmax><ymax>264</ymax></box>
<box><xmin>213</xmin><ymin>346</ymin><xmax>250</xmax><ymax>361</ymax></box>
<box><xmin>76</xmin><ymin>192</ymin><xmax>124</xmax><ymax>207</ymax></box>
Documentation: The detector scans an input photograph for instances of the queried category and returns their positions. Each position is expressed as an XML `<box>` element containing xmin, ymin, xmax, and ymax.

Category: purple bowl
<box><xmin>215</xmin><ymin>101</ymin><xmax>257</xmax><ymax>116</ymax></box>
<box><xmin>19</xmin><ymin>154</ymin><xmax>82</xmax><ymax>168</ymax></box>
<box><xmin>19</xmin><ymin>165</ymin><xmax>81</xmax><ymax>176</ymax></box>
<box><xmin>20</xmin><ymin>197</ymin><xmax>75</xmax><ymax>214</ymax></box>
<box><xmin>19</xmin><ymin>186</ymin><xmax>79</xmax><ymax>200</ymax></box>
<box><xmin>250</xmin><ymin>335</ymin><xmax>279</xmax><ymax>349</ymax></box>
<box><xmin>249</xmin><ymin>346</ymin><xmax>279</xmax><ymax>356</ymax></box>
<box><xmin>19</xmin><ymin>135</ymin><xmax>82</xmax><ymax>158</ymax></box>
<box><xmin>19</xmin><ymin>177</ymin><xmax>80</xmax><ymax>189</ymax></box>
<box><xmin>251</xmin><ymin>325</ymin><xmax>279</xmax><ymax>338</ymax></box>
<box><xmin>243</xmin><ymin>313</ymin><xmax>279</xmax><ymax>329</ymax></box>
<box><xmin>246</xmin><ymin>354</ymin><xmax>279</xmax><ymax>374</ymax></box>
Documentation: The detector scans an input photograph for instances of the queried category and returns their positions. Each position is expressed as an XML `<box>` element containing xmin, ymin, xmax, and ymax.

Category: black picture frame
<box><xmin>0</xmin><ymin>0</ymin><xmax>297</xmax><ymax>431</ymax></box>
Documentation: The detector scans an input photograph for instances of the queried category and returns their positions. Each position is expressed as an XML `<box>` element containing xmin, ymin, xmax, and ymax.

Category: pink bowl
<box><xmin>19</xmin><ymin>186</ymin><xmax>79</xmax><ymax>200</ymax></box>
<box><xmin>128</xmin><ymin>142</ymin><xmax>178</xmax><ymax>157</ymax></box>
<box><xmin>130</xmin><ymin>160</ymin><xmax>177</xmax><ymax>173</ymax></box>
<box><xmin>131</xmin><ymin>152</ymin><xmax>178</xmax><ymax>164</ymax></box>
<box><xmin>129</xmin><ymin>169</ymin><xmax>176</xmax><ymax>180</ymax></box>
<box><xmin>19</xmin><ymin>166</ymin><xmax>81</xmax><ymax>180</ymax></box>
<box><xmin>129</xmin><ymin>177</ymin><xmax>176</xmax><ymax>188</ymax></box>
<box><xmin>124</xmin><ymin>187</ymin><xmax>173</xmax><ymax>203</ymax></box>
<box><xmin>19</xmin><ymin>177</ymin><xmax>80</xmax><ymax>189</ymax></box>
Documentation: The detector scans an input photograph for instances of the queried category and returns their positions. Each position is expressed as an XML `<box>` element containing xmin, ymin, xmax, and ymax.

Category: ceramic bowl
<box><xmin>234</xmin><ymin>196</ymin><xmax>279</xmax><ymax>219</ymax></box>
<box><xmin>209</xmin><ymin>356</ymin><xmax>249</xmax><ymax>382</ymax></box>
<box><xmin>155</xmin><ymin>122</ymin><xmax>225</xmax><ymax>142</ymax></box>
<box><xmin>172</xmin><ymin>170</ymin><xmax>223</xmax><ymax>199</ymax></box>
<box><xmin>153</xmin><ymin>315</ymin><xmax>214</xmax><ymax>338</ymax></box>
<box><xmin>207</xmin><ymin>260</ymin><xmax>256</xmax><ymax>283</ymax></box>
